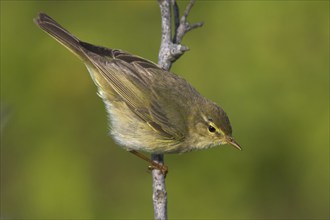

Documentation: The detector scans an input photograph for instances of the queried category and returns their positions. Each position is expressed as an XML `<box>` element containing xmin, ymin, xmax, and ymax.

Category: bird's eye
<box><xmin>208</xmin><ymin>125</ymin><xmax>216</xmax><ymax>133</ymax></box>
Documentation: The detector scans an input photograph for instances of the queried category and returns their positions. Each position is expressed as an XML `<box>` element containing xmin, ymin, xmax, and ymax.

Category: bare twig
<box><xmin>172</xmin><ymin>1</ymin><xmax>180</xmax><ymax>42</ymax></box>
<box><xmin>151</xmin><ymin>154</ymin><xmax>167</xmax><ymax>220</ymax></box>
<box><xmin>174</xmin><ymin>0</ymin><xmax>204</xmax><ymax>44</ymax></box>
<box><xmin>152</xmin><ymin>0</ymin><xmax>203</xmax><ymax>219</ymax></box>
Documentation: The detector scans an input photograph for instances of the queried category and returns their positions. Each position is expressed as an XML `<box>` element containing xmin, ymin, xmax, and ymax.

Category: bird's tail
<box><xmin>34</xmin><ymin>12</ymin><xmax>87</xmax><ymax>60</ymax></box>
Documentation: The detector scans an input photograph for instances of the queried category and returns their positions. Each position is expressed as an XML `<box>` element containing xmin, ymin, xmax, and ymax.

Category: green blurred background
<box><xmin>1</xmin><ymin>1</ymin><xmax>329</xmax><ymax>219</ymax></box>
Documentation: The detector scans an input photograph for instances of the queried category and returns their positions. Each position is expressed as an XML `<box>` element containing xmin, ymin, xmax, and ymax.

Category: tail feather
<box><xmin>34</xmin><ymin>12</ymin><xmax>86</xmax><ymax>60</ymax></box>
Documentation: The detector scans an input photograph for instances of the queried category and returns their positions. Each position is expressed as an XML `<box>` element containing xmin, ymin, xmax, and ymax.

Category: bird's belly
<box><xmin>103</xmin><ymin>99</ymin><xmax>180</xmax><ymax>154</ymax></box>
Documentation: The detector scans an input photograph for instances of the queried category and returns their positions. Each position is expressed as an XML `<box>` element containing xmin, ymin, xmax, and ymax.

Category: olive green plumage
<box><xmin>34</xmin><ymin>13</ymin><xmax>240</xmax><ymax>154</ymax></box>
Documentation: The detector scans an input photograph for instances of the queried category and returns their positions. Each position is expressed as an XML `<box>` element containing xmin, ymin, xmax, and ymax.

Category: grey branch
<box><xmin>173</xmin><ymin>0</ymin><xmax>204</xmax><ymax>44</ymax></box>
<box><xmin>151</xmin><ymin>154</ymin><xmax>167</xmax><ymax>220</ymax></box>
<box><xmin>152</xmin><ymin>0</ymin><xmax>203</xmax><ymax>219</ymax></box>
<box><xmin>157</xmin><ymin>0</ymin><xmax>203</xmax><ymax>70</ymax></box>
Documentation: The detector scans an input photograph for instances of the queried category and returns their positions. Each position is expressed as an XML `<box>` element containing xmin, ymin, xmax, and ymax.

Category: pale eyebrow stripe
<box><xmin>209</xmin><ymin>121</ymin><xmax>225</xmax><ymax>136</ymax></box>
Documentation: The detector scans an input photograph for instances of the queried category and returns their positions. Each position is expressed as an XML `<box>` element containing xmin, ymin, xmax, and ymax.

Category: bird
<box><xmin>34</xmin><ymin>12</ymin><xmax>241</xmax><ymax>174</ymax></box>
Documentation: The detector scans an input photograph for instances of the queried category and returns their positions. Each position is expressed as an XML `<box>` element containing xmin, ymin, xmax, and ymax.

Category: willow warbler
<box><xmin>34</xmin><ymin>13</ymin><xmax>241</xmax><ymax>173</ymax></box>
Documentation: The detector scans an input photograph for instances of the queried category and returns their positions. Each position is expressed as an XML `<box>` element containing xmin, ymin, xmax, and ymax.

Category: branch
<box><xmin>152</xmin><ymin>0</ymin><xmax>203</xmax><ymax>219</ymax></box>
<box><xmin>173</xmin><ymin>0</ymin><xmax>204</xmax><ymax>44</ymax></box>
<box><xmin>151</xmin><ymin>154</ymin><xmax>167</xmax><ymax>220</ymax></box>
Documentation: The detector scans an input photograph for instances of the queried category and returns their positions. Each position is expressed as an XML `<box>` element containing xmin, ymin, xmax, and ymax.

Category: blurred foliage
<box><xmin>1</xmin><ymin>0</ymin><xmax>329</xmax><ymax>219</ymax></box>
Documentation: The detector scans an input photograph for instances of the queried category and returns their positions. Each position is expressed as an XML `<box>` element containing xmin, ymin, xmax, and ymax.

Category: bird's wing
<box><xmin>35</xmin><ymin>12</ymin><xmax>185</xmax><ymax>141</ymax></box>
<box><xmin>82</xmin><ymin>46</ymin><xmax>185</xmax><ymax>141</ymax></box>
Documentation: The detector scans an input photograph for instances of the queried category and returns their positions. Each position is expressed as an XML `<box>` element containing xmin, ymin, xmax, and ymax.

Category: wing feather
<box><xmin>82</xmin><ymin>50</ymin><xmax>184</xmax><ymax>141</ymax></box>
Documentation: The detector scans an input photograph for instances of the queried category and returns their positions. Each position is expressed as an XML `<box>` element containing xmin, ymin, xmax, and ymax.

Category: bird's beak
<box><xmin>227</xmin><ymin>137</ymin><xmax>242</xmax><ymax>150</ymax></box>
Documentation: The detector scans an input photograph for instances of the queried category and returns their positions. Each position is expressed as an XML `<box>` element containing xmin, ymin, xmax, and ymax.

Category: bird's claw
<box><xmin>148</xmin><ymin>164</ymin><xmax>168</xmax><ymax>177</ymax></box>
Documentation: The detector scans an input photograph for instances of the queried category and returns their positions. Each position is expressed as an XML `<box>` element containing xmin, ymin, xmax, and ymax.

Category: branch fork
<box><xmin>158</xmin><ymin>0</ymin><xmax>203</xmax><ymax>70</ymax></box>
